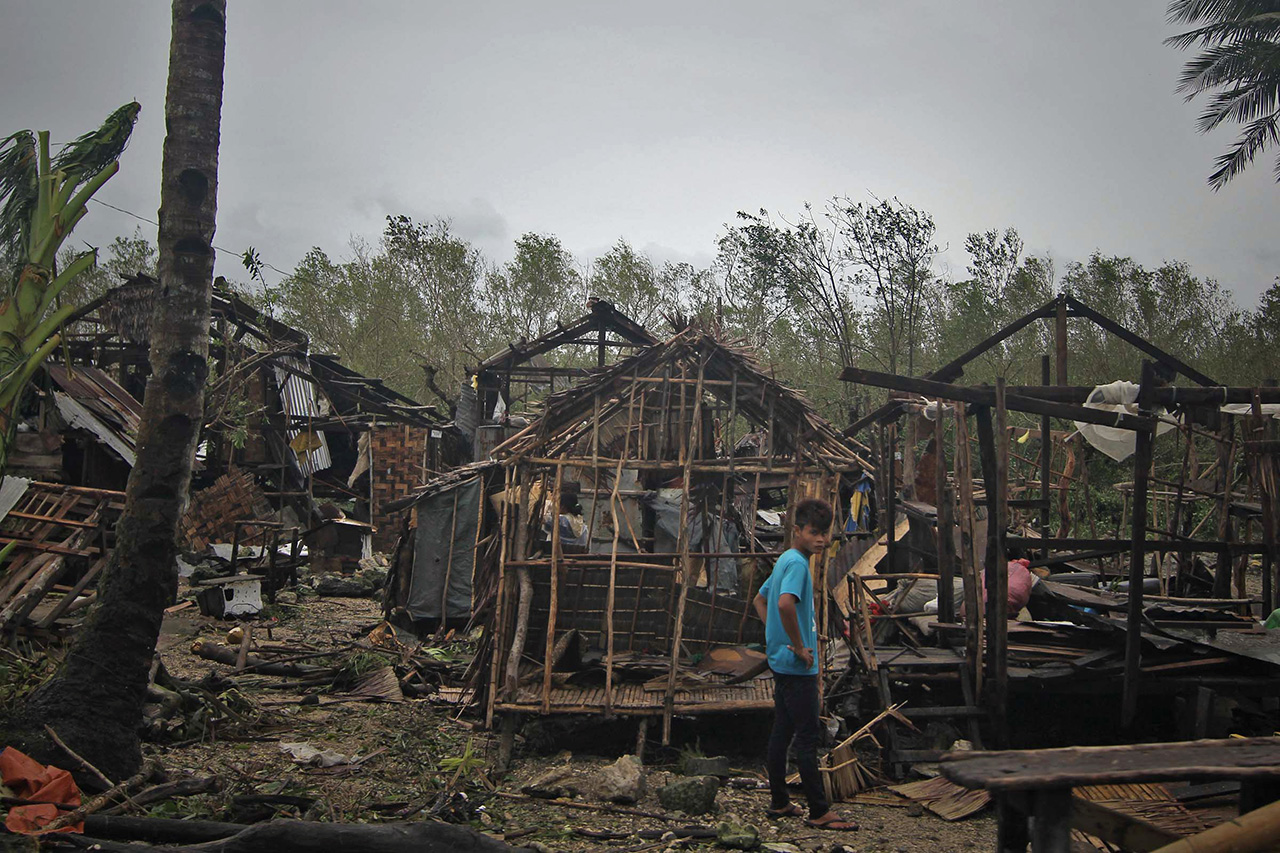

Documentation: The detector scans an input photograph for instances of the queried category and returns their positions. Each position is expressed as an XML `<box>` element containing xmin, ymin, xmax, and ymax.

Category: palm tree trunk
<box><xmin>14</xmin><ymin>0</ymin><xmax>225</xmax><ymax>779</ymax></box>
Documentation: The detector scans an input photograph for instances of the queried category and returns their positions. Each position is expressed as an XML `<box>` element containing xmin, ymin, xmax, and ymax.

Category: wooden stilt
<box><xmin>1122</xmin><ymin>362</ymin><xmax>1156</xmax><ymax>729</ymax></box>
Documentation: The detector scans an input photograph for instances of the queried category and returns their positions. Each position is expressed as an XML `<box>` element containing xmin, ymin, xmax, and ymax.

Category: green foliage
<box><xmin>587</xmin><ymin>238</ymin><xmax>685</xmax><ymax>329</ymax></box>
<box><xmin>0</xmin><ymin>104</ymin><xmax>139</xmax><ymax>477</ymax></box>
<box><xmin>0</xmin><ymin>648</ymin><xmax>57</xmax><ymax>717</ymax></box>
<box><xmin>676</xmin><ymin>740</ymin><xmax>707</xmax><ymax>775</ymax></box>
<box><xmin>438</xmin><ymin>737</ymin><xmax>485</xmax><ymax>783</ymax></box>
<box><xmin>58</xmin><ymin>227</ymin><xmax>158</xmax><ymax>310</ymax></box>
<box><xmin>265</xmin><ymin>216</ymin><xmax>486</xmax><ymax>406</ymax></box>
<box><xmin>483</xmin><ymin>231</ymin><xmax>582</xmax><ymax>346</ymax></box>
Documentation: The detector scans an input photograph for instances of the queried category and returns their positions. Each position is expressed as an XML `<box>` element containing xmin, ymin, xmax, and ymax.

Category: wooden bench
<box><xmin>939</xmin><ymin>737</ymin><xmax>1280</xmax><ymax>852</ymax></box>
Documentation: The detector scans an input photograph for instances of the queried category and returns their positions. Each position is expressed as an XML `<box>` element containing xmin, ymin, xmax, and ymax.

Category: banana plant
<box><xmin>0</xmin><ymin>102</ymin><xmax>140</xmax><ymax>478</ymax></box>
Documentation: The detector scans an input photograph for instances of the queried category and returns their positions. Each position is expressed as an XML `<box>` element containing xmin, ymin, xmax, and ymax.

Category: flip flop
<box><xmin>765</xmin><ymin>803</ymin><xmax>805</xmax><ymax>818</ymax></box>
<box><xmin>804</xmin><ymin>815</ymin><xmax>858</xmax><ymax>830</ymax></box>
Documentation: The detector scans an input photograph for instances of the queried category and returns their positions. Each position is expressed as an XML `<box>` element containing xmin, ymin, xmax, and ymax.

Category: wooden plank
<box><xmin>1069</xmin><ymin>795</ymin><xmax>1180</xmax><ymax>852</ymax></box>
<box><xmin>35</xmin><ymin>556</ymin><xmax>107</xmax><ymax>629</ymax></box>
<box><xmin>940</xmin><ymin>737</ymin><xmax>1280</xmax><ymax>791</ymax></box>
<box><xmin>840</xmin><ymin>366</ymin><xmax>1158</xmax><ymax>432</ymax></box>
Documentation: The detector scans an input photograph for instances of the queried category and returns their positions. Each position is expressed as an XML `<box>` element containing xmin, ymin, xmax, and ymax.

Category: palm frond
<box><xmin>1175</xmin><ymin>40</ymin><xmax>1280</xmax><ymax>95</ymax></box>
<box><xmin>1208</xmin><ymin>109</ymin><xmax>1280</xmax><ymax>188</ymax></box>
<box><xmin>1166</xmin><ymin>15</ymin><xmax>1280</xmax><ymax>49</ymax></box>
<box><xmin>1197</xmin><ymin>78</ymin><xmax>1280</xmax><ymax>131</ymax></box>
<box><xmin>51</xmin><ymin>101</ymin><xmax>141</xmax><ymax>184</ymax></box>
<box><xmin>1169</xmin><ymin>0</ymin><xmax>1280</xmax><ymax>27</ymax></box>
<box><xmin>0</xmin><ymin>131</ymin><xmax>38</xmax><ymax>265</ymax></box>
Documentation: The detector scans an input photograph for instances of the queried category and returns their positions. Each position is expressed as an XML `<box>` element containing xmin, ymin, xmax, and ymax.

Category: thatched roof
<box><xmin>494</xmin><ymin>325</ymin><xmax>874</xmax><ymax>471</ymax></box>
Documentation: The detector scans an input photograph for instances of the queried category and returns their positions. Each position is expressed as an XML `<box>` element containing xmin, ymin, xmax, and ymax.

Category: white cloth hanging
<box><xmin>1074</xmin><ymin>380</ymin><xmax>1175</xmax><ymax>462</ymax></box>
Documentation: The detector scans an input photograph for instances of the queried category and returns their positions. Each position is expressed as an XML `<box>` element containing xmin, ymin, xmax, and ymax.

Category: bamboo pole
<box><xmin>503</xmin><ymin>469</ymin><xmax>536</xmax><ymax>701</ymax></box>
<box><xmin>1151</xmin><ymin>797</ymin><xmax>1280</xmax><ymax>853</ymax></box>
<box><xmin>542</xmin><ymin>463</ymin><xmax>565</xmax><ymax>713</ymax></box>
<box><xmin>664</xmin><ymin>355</ymin><xmax>706</xmax><ymax>743</ymax></box>
<box><xmin>486</xmin><ymin>465</ymin><xmax>514</xmax><ymax>728</ymax></box>
<box><xmin>604</xmin><ymin>371</ymin><xmax>638</xmax><ymax>716</ymax></box>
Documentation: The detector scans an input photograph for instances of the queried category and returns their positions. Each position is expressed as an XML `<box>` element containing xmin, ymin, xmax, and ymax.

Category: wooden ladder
<box><xmin>877</xmin><ymin>660</ymin><xmax>986</xmax><ymax>779</ymax></box>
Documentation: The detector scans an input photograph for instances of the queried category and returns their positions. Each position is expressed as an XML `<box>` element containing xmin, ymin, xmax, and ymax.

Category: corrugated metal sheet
<box><xmin>273</xmin><ymin>357</ymin><xmax>332</xmax><ymax>476</ymax></box>
<box><xmin>0</xmin><ymin>476</ymin><xmax>32</xmax><ymax>523</ymax></box>
<box><xmin>46</xmin><ymin>365</ymin><xmax>142</xmax><ymax>465</ymax></box>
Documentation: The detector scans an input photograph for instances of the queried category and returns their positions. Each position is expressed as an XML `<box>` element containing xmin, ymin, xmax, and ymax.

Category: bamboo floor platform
<box><xmin>495</xmin><ymin>674</ymin><xmax>775</xmax><ymax>716</ymax></box>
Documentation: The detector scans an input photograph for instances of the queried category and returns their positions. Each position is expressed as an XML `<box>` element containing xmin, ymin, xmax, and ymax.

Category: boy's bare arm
<box><xmin>753</xmin><ymin>593</ymin><xmax>768</xmax><ymax>624</ymax></box>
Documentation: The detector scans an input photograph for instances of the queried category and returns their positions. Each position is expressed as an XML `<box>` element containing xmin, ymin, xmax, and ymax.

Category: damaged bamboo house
<box><xmin>837</xmin><ymin>292</ymin><xmax>1280</xmax><ymax>771</ymax></box>
<box><xmin>394</xmin><ymin>325</ymin><xmax>874</xmax><ymax>744</ymax></box>
<box><xmin>0</xmin><ymin>273</ymin><xmax>462</xmax><ymax>638</ymax></box>
<box><xmin>55</xmin><ymin>273</ymin><xmax>461</xmax><ymax>554</ymax></box>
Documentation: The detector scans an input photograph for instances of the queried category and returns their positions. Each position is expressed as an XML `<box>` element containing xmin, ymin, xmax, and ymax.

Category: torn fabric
<box><xmin>1074</xmin><ymin>381</ymin><xmax>1175</xmax><ymax>462</ymax></box>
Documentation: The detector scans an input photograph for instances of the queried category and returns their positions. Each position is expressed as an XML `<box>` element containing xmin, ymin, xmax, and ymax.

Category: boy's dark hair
<box><xmin>793</xmin><ymin>498</ymin><xmax>833</xmax><ymax>532</ymax></box>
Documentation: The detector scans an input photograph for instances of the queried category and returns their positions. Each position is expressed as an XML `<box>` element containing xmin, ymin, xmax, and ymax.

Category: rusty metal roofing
<box><xmin>46</xmin><ymin>365</ymin><xmax>143</xmax><ymax>462</ymax></box>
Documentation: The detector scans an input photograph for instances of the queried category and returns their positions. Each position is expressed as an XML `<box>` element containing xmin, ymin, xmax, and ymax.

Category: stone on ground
<box><xmin>658</xmin><ymin>775</ymin><xmax>719</xmax><ymax>815</ymax></box>
<box><xmin>593</xmin><ymin>754</ymin><xmax>646</xmax><ymax>804</ymax></box>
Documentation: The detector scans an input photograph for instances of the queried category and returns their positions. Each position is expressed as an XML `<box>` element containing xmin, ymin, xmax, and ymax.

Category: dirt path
<box><xmin>142</xmin><ymin>594</ymin><xmax>996</xmax><ymax>852</ymax></box>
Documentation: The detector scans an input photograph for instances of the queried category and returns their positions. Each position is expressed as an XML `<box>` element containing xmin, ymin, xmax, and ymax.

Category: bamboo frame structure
<box><xmin>480</xmin><ymin>326</ymin><xmax>873</xmax><ymax>739</ymax></box>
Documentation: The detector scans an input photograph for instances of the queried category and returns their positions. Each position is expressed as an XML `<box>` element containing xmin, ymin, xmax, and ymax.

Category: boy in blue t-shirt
<box><xmin>752</xmin><ymin>498</ymin><xmax>856</xmax><ymax>831</ymax></box>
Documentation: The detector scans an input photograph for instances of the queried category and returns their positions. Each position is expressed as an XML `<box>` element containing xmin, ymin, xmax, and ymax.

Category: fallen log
<box><xmin>64</xmin><ymin>818</ymin><xmax>521</xmax><ymax>852</ymax></box>
<box><xmin>191</xmin><ymin>641</ymin><xmax>328</xmax><ymax>678</ymax></box>
<box><xmin>84</xmin><ymin>813</ymin><xmax>246</xmax><ymax>844</ymax></box>
<box><xmin>492</xmin><ymin>790</ymin><xmax>674</xmax><ymax>821</ymax></box>
<box><xmin>101</xmin><ymin>776</ymin><xmax>221</xmax><ymax>815</ymax></box>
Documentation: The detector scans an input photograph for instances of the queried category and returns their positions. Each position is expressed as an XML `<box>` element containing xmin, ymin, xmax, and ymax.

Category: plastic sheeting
<box><xmin>1221</xmin><ymin>402</ymin><xmax>1280</xmax><ymax>420</ymax></box>
<box><xmin>649</xmin><ymin>489</ymin><xmax>741</xmax><ymax>592</ymax></box>
<box><xmin>408</xmin><ymin>476</ymin><xmax>481</xmax><ymax>621</ymax></box>
<box><xmin>1074</xmin><ymin>380</ymin><xmax>1175</xmax><ymax>462</ymax></box>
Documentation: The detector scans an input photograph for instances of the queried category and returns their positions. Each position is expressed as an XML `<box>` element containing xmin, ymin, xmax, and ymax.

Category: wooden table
<box><xmin>939</xmin><ymin>737</ymin><xmax>1280</xmax><ymax>852</ymax></box>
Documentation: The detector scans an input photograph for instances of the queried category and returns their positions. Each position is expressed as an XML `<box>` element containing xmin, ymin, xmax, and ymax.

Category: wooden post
<box><xmin>1031</xmin><ymin>788</ymin><xmax>1073</xmax><ymax>853</ymax></box>
<box><xmin>1214</xmin><ymin>415</ymin><xmax>1236</xmax><ymax>599</ymax></box>
<box><xmin>903</xmin><ymin>411</ymin><xmax>917</xmax><ymax>501</ymax></box>
<box><xmin>1122</xmin><ymin>361</ymin><xmax>1156</xmax><ymax>729</ymax></box>
<box><xmin>1055</xmin><ymin>297</ymin><xmax>1068</xmax><ymax>386</ymax></box>
<box><xmin>954</xmin><ymin>404</ymin><xmax>983</xmax><ymax>697</ymax></box>
<box><xmin>1249</xmin><ymin>391</ymin><xmax>1277</xmax><ymax>615</ymax></box>
<box><xmin>883</xmin><ymin>422</ymin><xmax>898</xmax><ymax>575</ymax></box>
<box><xmin>935</xmin><ymin>407</ymin><xmax>955</xmax><ymax>624</ymax></box>
<box><xmin>975</xmin><ymin>395</ymin><xmax>1008</xmax><ymax>747</ymax></box>
<box><xmin>1040</xmin><ymin>355</ymin><xmax>1052</xmax><ymax>559</ymax></box>
<box><xmin>1168</xmin><ymin>421</ymin><xmax>1194</xmax><ymax>593</ymax></box>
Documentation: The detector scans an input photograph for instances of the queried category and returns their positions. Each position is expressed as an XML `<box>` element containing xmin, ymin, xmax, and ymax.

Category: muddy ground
<box><xmin>139</xmin><ymin>591</ymin><xmax>998</xmax><ymax>852</ymax></box>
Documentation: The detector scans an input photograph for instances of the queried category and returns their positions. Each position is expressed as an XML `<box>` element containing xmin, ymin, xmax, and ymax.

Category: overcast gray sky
<box><xmin>3</xmin><ymin>1</ymin><xmax>1277</xmax><ymax>306</ymax></box>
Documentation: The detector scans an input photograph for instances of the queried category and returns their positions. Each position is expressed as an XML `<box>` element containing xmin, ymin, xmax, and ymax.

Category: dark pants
<box><xmin>767</xmin><ymin>671</ymin><xmax>829</xmax><ymax>818</ymax></box>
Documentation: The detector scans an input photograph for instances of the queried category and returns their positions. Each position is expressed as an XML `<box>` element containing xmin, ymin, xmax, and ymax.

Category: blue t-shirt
<box><xmin>759</xmin><ymin>548</ymin><xmax>818</xmax><ymax>676</ymax></box>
